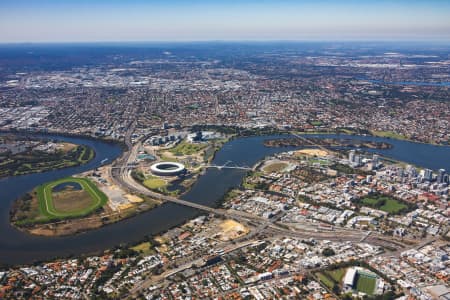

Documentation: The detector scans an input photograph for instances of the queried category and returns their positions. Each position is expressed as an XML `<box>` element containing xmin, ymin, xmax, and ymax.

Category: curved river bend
<box><xmin>0</xmin><ymin>133</ymin><xmax>449</xmax><ymax>264</ymax></box>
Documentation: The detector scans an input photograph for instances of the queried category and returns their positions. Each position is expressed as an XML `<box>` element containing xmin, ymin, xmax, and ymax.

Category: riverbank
<box><xmin>263</xmin><ymin>136</ymin><xmax>392</xmax><ymax>150</ymax></box>
<box><xmin>1</xmin><ymin>133</ymin><xmax>449</xmax><ymax>265</ymax></box>
<box><xmin>133</xmin><ymin>136</ymin><xmax>230</xmax><ymax>197</ymax></box>
<box><xmin>0</xmin><ymin>134</ymin><xmax>96</xmax><ymax>178</ymax></box>
<box><xmin>0</xmin><ymin>129</ymin><xmax>129</xmax><ymax>152</ymax></box>
<box><xmin>11</xmin><ymin>185</ymin><xmax>161</xmax><ymax>237</ymax></box>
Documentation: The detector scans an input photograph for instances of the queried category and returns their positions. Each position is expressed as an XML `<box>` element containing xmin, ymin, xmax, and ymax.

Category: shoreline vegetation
<box><xmin>5</xmin><ymin>126</ymin><xmax>443</xmax><ymax>240</ymax></box>
<box><xmin>263</xmin><ymin>137</ymin><xmax>392</xmax><ymax>150</ymax></box>
<box><xmin>0</xmin><ymin>129</ymin><xmax>128</xmax><ymax>151</ymax></box>
<box><xmin>0</xmin><ymin>135</ymin><xmax>96</xmax><ymax>178</ymax></box>
<box><xmin>10</xmin><ymin>176</ymin><xmax>161</xmax><ymax>237</ymax></box>
<box><xmin>3</xmin><ymin>126</ymin><xmax>447</xmax><ymax>266</ymax></box>
<box><xmin>8</xmin><ymin>133</ymin><xmax>230</xmax><ymax>237</ymax></box>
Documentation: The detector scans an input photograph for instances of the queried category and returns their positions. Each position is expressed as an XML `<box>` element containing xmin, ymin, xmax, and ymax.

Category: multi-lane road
<box><xmin>110</xmin><ymin>135</ymin><xmax>411</xmax><ymax>249</ymax></box>
<box><xmin>109</xmin><ymin>132</ymin><xmax>430</xmax><ymax>297</ymax></box>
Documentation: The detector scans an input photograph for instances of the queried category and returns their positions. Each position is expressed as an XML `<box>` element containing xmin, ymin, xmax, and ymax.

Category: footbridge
<box><xmin>205</xmin><ymin>160</ymin><xmax>253</xmax><ymax>171</ymax></box>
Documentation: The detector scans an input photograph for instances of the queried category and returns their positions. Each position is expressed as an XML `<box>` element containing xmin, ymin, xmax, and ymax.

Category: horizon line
<box><xmin>1</xmin><ymin>38</ymin><xmax>450</xmax><ymax>45</ymax></box>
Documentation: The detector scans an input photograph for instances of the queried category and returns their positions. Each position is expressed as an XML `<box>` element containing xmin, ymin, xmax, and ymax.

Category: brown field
<box><xmin>217</xmin><ymin>219</ymin><xmax>249</xmax><ymax>241</ymax></box>
<box><xmin>125</xmin><ymin>194</ymin><xmax>144</xmax><ymax>203</ymax></box>
<box><xmin>295</xmin><ymin>148</ymin><xmax>328</xmax><ymax>157</ymax></box>
<box><xmin>59</xmin><ymin>142</ymin><xmax>78</xmax><ymax>152</ymax></box>
<box><xmin>11</xmin><ymin>192</ymin><xmax>45</xmax><ymax>223</ymax></box>
<box><xmin>28</xmin><ymin>217</ymin><xmax>104</xmax><ymax>236</ymax></box>
<box><xmin>52</xmin><ymin>190</ymin><xmax>94</xmax><ymax>213</ymax></box>
<box><xmin>19</xmin><ymin>203</ymin><xmax>128</xmax><ymax>236</ymax></box>
<box><xmin>263</xmin><ymin>161</ymin><xmax>288</xmax><ymax>173</ymax></box>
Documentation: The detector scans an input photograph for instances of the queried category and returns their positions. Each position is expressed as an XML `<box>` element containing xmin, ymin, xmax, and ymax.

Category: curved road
<box><xmin>109</xmin><ymin>133</ymin><xmax>412</xmax><ymax>250</ymax></box>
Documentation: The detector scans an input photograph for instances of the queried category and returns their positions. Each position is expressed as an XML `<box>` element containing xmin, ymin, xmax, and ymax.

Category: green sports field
<box><xmin>355</xmin><ymin>274</ymin><xmax>376</xmax><ymax>295</ymax></box>
<box><xmin>36</xmin><ymin>177</ymin><xmax>107</xmax><ymax>220</ymax></box>
<box><xmin>360</xmin><ymin>195</ymin><xmax>408</xmax><ymax>214</ymax></box>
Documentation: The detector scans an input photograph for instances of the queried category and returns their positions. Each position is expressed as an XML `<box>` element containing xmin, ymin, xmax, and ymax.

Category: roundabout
<box><xmin>150</xmin><ymin>161</ymin><xmax>186</xmax><ymax>176</ymax></box>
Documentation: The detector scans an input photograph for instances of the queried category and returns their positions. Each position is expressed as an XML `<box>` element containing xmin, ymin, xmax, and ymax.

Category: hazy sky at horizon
<box><xmin>1</xmin><ymin>0</ymin><xmax>450</xmax><ymax>43</ymax></box>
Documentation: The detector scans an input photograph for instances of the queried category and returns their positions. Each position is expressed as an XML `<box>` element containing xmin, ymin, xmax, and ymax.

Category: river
<box><xmin>364</xmin><ymin>79</ymin><xmax>450</xmax><ymax>87</ymax></box>
<box><xmin>0</xmin><ymin>133</ymin><xmax>449</xmax><ymax>265</ymax></box>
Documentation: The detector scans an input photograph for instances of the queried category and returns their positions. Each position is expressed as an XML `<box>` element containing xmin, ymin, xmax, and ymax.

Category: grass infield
<box><xmin>36</xmin><ymin>177</ymin><xmax>107</xmax><ymax>220</ymax></box>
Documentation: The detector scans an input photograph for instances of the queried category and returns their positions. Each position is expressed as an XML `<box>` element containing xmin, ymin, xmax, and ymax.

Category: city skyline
<box><xmin>1</xmin><ymin>0</ymin><xmax>450</xmax><ymax>43</ymax></box>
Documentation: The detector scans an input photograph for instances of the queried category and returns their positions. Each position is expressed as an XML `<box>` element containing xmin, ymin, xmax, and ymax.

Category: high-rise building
<box><xmin>437</xmin><ymin>169</ymin><xmax>446</xmax><ymax>183</ymax></box>
<box><xmin>372</xmin><ymin>154</ymin><xmax>380</xmax><ymax>168</ymax></box>
<box><xmin>406</xmin><ymin>165</ymin><xmax>418</xmax><ymax>178</ymax></box>
<box><xmin>423</xmin><ymin>168</ymin><xmax>433</xmax><ymax>181</ymax></box>
<box><xmin>349</xmin><ymin>150</ymin><xmax>356</xmax><ymax>163</ymax></box>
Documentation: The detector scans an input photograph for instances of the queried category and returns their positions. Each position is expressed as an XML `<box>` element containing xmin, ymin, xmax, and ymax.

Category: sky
<box><xmin>0</xmin><ymin>0</ymin><xmax>450</xmax><ymax>43</ymax></box>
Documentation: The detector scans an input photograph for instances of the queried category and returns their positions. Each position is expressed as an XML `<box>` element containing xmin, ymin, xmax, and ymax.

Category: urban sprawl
<box><xmin>0</xmin><ymin>44</ymin><xmax>449</xmax><ymax>300</ymax></box>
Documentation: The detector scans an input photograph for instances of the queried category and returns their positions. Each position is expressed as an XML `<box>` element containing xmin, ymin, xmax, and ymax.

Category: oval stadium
<box><xmin>150</xmin><ymin>162</ymin><xmax>186</xmax><ymax>176</ymax></box>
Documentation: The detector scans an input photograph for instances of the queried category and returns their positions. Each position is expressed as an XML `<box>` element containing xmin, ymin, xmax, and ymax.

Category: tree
<box><xmin>332</xmin><ymin>284</ymin><xmax>341</xmax><ymax>294</ymax></box>
<box><xmin>322</xmin><ymin>248</ymin><xmax>335</xmax><ymax>257</ymax></box>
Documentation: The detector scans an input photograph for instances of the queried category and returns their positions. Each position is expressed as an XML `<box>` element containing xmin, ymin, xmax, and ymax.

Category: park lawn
<box><xmin>159</xmin><ymin>153</ymin><xmax>179</xmax><ymax>162</ymax></box>
<box><xmin>361</xmin><ymin>195</ymin><xmax>407</xmax><ymax>214</ymax></box>
<box><xmin>316</xmin><ymin>272</ymin><xmax>335</xmax><ymax>290</ymax></box>
<box><xmin>37</xmin><ymin>177</ymin><xmax>107</xmax><ymax>220</ymax></box>
<box><xmin>380</xmin><ymin>199</ymin><xmax>407</xmax><ymax>213</ymax></box>
<box><xmin>310</xmin><ymin>120</ymin><xmax>323</xmax><ymax>126</ymax></box>
<box><xmin>309</xmin><ymin>158</ymin><xmax>329</xmax><ymax>166</ymax></box>
<box><xmin>371</xmin><ymin>130</ymin><xmax>407</xmax><ymax>140</ymax></box>
<box><xmin>169</xmin><ymin>141</ymin><xmax>207</xmax><ymax>156</ymax></box>
<box><xmin>326</xmin><ymin>268</ymin><xmax>347</xmax><ymax>283</ymax></box>
<box><xmin>143</xmin><ymin>178</ymin><xmax>167</xmax><ymax>190</ymax></box>
<box><xmin>355</xmin><ymin>274</ymin><xmax>376</xmax><ymax>295</ymax></box>
<box><xmin>131</xmin><ymin>241</ymin><xmax>156</xmax><ymax>255</ymax></box>
<box><xmin>361</xmin><ymin>198</ymin><xmax>378</xmax><ymax>206</ymax></box>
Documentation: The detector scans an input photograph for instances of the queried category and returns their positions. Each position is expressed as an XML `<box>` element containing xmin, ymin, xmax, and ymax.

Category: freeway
<box><xmin>109</xmin><ymin>131</ymin><xmax>413</xmax><ymax>251</ymax></box>
<box><xmin>113</xmin><ymin>156</ymin><xmax>380</xmax><ymax>245</ymax></box>
<box><xmin>109</xmin><ymin>130</ymin><xmax>424</xmax><ymax>297</ymax></box>
<box><xmin>109</xmin><ymin>135</ymin><xmax>270</xmax><ymax>222</ymax></box>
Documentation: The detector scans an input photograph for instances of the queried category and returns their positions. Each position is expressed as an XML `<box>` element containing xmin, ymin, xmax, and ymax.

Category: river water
<box><xmin>0</xmin><ymin>133</ymin><xmax>449</xmax><ymax>264</ymax></box>
<box><xmin>363</xmin><ymin>79</ymin><xmax>450</xmax><ymax>87</ymax></box>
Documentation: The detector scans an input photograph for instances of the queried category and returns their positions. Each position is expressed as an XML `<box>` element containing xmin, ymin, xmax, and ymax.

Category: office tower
<box><xmin>423</xmin><ymin>168</ymin><xmax>433</xmax><ymax>181</ymax></box>
<box><xmin>372</xmin><ymin>154</ymin><xmax>379</xmax><ymax>168</ymax></box>
<box><xmin>437</xmin><ymin>169</ymin><xmax>446</xmax><ymax>183</ymax></box>
<box><xmin>349</xmin><ymin>150</ymin><xmax>355</xmax><ymax>163</ymax></box>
